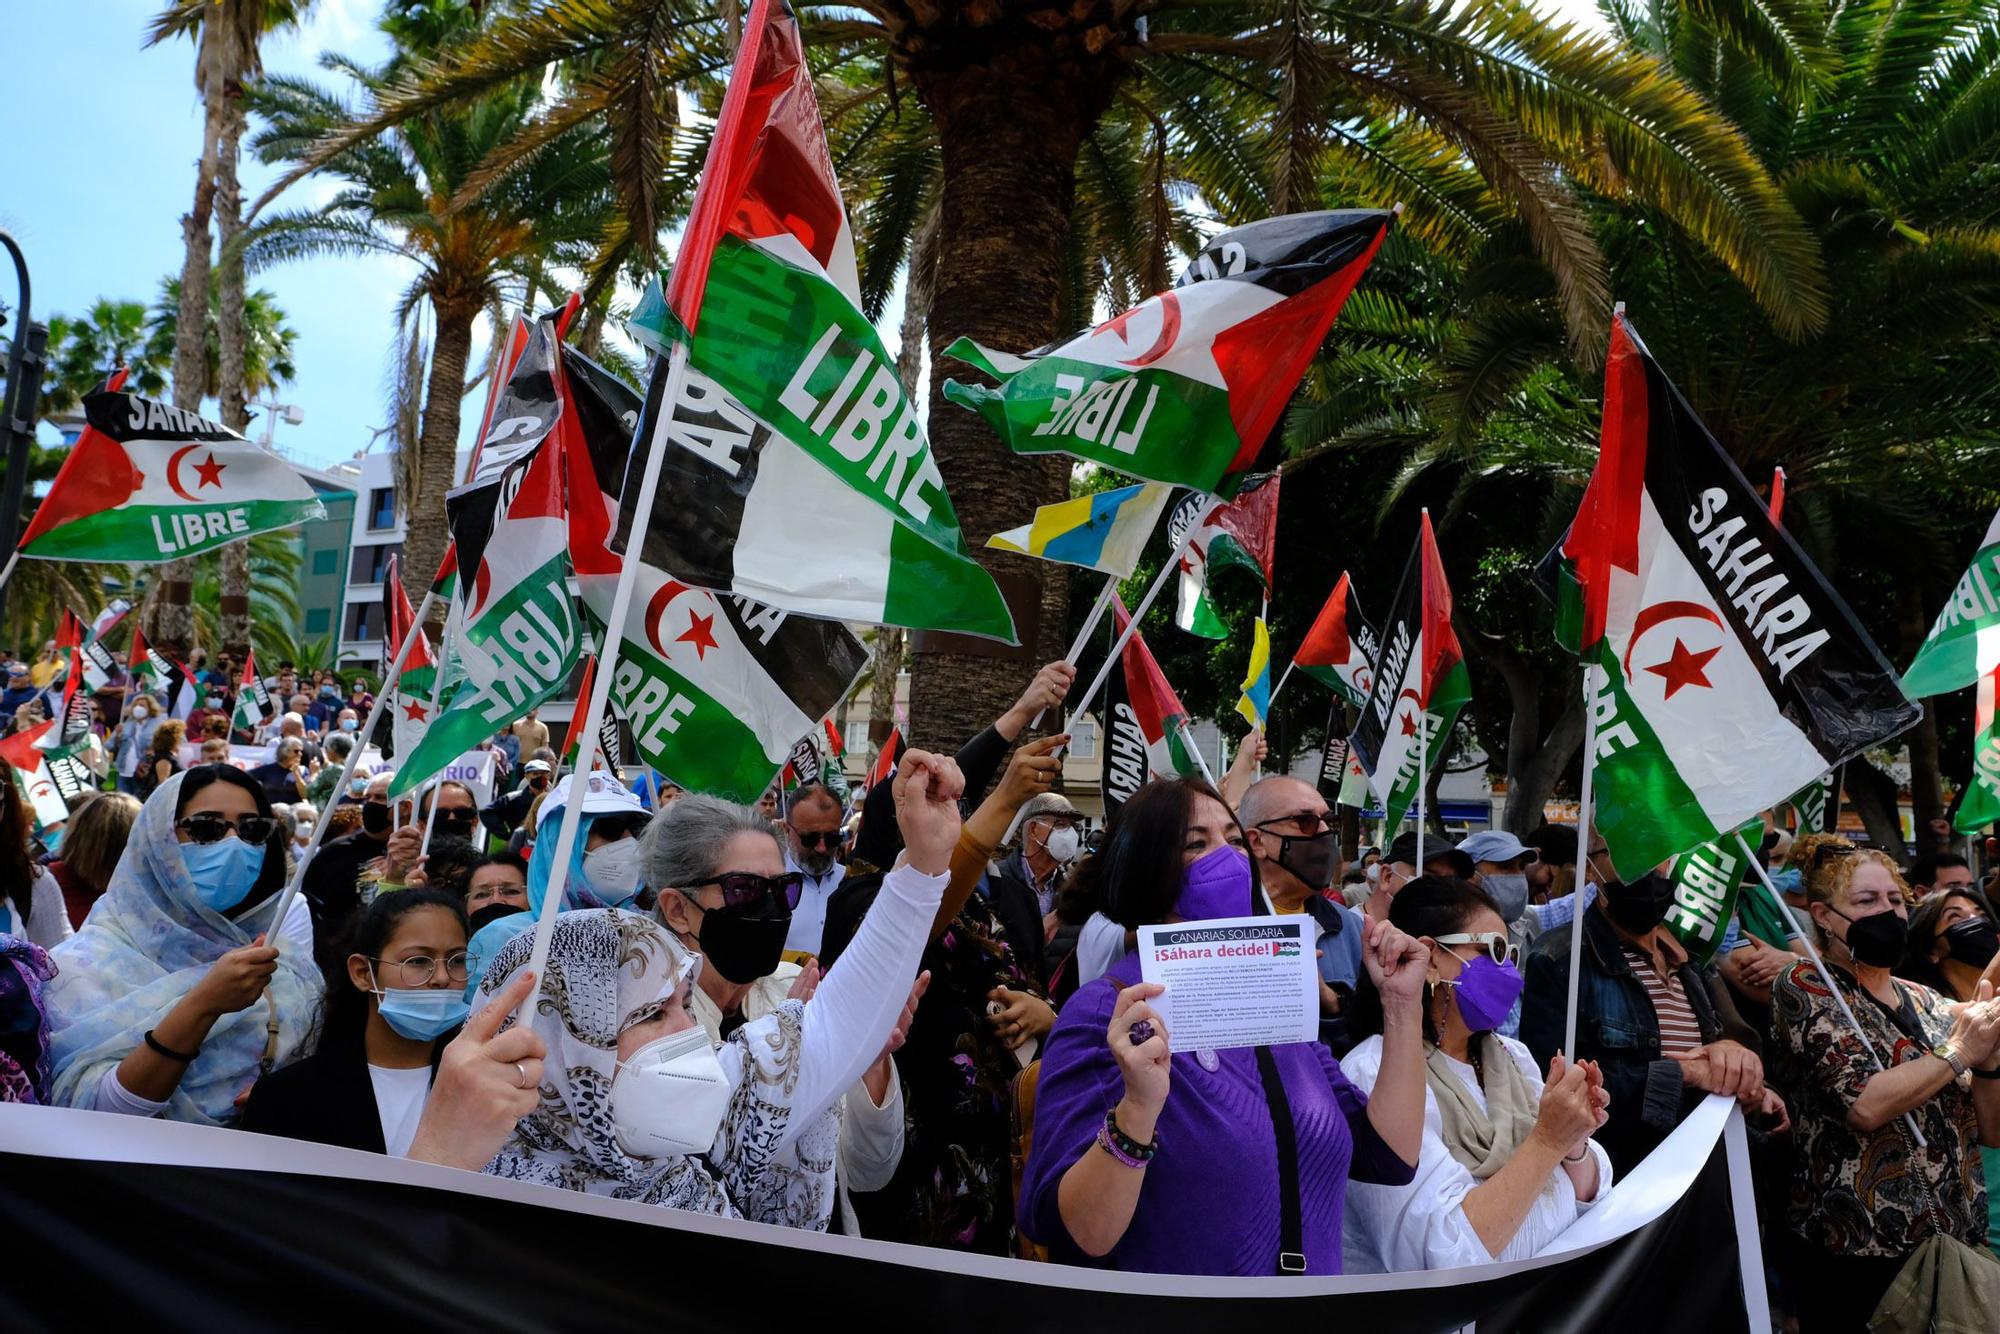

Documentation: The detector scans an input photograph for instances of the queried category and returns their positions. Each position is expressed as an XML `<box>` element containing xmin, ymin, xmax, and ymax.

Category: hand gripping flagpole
<box><xmin>1029</xmin><ymin>572</ymin><xmax>1119</xmax><ymax>730</ymax></box>
<box><xmin>1733</xmin><ymin>831</ymin><xmax>1927</xmax><ymax>1148</ymax></box>
<box><xmin>1065</xmin><ymin>495</ymin><xmax>1220</xmax><ymax>739</ymax></box>
<box><xmin>1563</xmin><ymin>661</ymin><xmax>1601</xmax><ymax>1057</ymax></box>
<box><xmin>516</xmin><ymin>339</ymin><xmax>690</xmax><ymax>1022</ymax></box>
<box><xmin>263</xmin><ymin>589</ymin><xmax>438</xmax><ymax>961</ymax></box>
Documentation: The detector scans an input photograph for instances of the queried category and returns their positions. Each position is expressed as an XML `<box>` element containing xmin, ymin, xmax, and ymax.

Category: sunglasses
<box><xmin>1433</xmin><ymin>932</ymin><xmax>1520</xmax><ymax>967</ymax></box>
<box><xmin>1256</xmin><ymin>811</ymin><xmax>1334</xmax><ymax>836</ymax></box>
<box><xmin>1810</xmin><ymin>843</ymin><xmax>1857</xmax><ymax>870</ymax></box>
<box><xmin>686</xmin><ymin>871</ymin><xmax>804</xmax><ymax>912</ymax></box>
<box><xmin>176</xmin><ymin>813</ymin><xmax>279</xmax><ymax>845</ymax></box>
<box><xmin>794</xmin><ymin>829</ymin><xmax>843</xmax><ymax>850</ymax></box>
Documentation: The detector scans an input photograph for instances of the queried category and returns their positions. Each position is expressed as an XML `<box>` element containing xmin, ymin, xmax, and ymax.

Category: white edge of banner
<box><xmin>0</xmin><ymin>1094</ymin><xmax>1732</xmax><ymax>1300</ymax></box>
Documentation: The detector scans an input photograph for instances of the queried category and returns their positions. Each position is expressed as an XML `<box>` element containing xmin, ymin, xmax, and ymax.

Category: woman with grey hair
<box><xmin>405</xmin><ymin>752</ymin><xmax>965</xmax><ymax>1231</ymax></box>
<box><xmin>650</xmin><ymin>794</ymin><xmax>913</xmax><ymax>1234</ymax></box>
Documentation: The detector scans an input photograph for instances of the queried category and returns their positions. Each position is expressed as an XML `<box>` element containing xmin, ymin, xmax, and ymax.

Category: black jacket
<box><xmin>239</xmin><ymin>1024</ymin><xmax>444</xmax><ymax>1155</ymax></box>
<box><xmin>980</xmin><ymin>853</ymin><xmax>1050</xmax><ymax>988</ymax></box>
<box><xmin>300</xmin><ymin>831</ymin><xmax>390</xmax><ymax>982</ymax></box>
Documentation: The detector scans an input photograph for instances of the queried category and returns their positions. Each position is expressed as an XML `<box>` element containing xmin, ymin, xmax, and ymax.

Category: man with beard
<box><xmin>1519</xmin><ymin>830</ymin><xmax>1779</xmax><ymax>1175</ymax></box>
<box><xmin>783</xmin><ymin>782</ymin><xmax>848</xmax><ymax>958</ymax></box>
<box><xmin>1240</xmin><ymin>776</ymin><xmax>1366</xmax><ymax>1052</ymax></box>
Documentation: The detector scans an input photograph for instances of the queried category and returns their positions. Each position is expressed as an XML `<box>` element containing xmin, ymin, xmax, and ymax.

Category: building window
<box><xmin>350</xmin><ymin>543</ymin><xmax>401</xmax><ymax>586</ymax></box>
<box><xmin>1068</xmin><ymin>718</ymin><xmax>1098</xmax><ymax>759</ymax></box>
<box><xmin>367</xmin><ymin>487</ymin><xmax>397</xmax><ymax>531</ymax></box>
<box><xmin>305</xmin><ymin>608</ymin><xmax>330</xmax><ymax>635</ymax></box>
<box><xmin>346</xmin><ymin>603</ymin><xmax>383</xmax><ymax>642</ymax></box>
<box><xmin>311</xmin><ymin>548</ymin><xmax>337</xmax><ymax>575</ymax></box>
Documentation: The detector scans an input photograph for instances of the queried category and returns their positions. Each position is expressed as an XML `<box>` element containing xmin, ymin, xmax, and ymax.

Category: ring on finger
<box><xmin>1128</xmin><ymin>1018</ymin><xmax>1156</xmax><ymax>1046</ymax></box>
<box><xmin>514</xmin><ymin>1062</ymin><xmax>531</xmax><ymax>1090</ymax></box>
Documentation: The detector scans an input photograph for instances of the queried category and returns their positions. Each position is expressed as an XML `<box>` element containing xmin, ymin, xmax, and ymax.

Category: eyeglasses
<box><xmin>1433</xmin><ymin>932</ymin><xmax>1520</xmax><ymax>967</ymax></box>
<box><xmin>793</xmin><ymin>829</ymin><xmax>843</xmax><ymax>850</ymax></box>
<box><xmin>176</xmin><ymin>813</ymin><xmax>279</xmax><ymax>845</ymax></box>
<box><xmin>1256</xmin><ymin>811</ymin><xmax>1334</xmax><ymax>836</ymax></box>
<box><xmin>686</xmin><ymin>871</ymin><xmax>804</xmax><ymax>912</ymax></box>
<box><xmin>368</xmin><ymin>951</ymin><xmax>471</xmax><ymax>988</ymax></box>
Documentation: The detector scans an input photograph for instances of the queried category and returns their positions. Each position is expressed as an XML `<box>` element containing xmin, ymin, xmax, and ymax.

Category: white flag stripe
<box><xmin>731</xmin><ymin>432</ymin><xmax>897</xmax><ymax>623</ymax></box>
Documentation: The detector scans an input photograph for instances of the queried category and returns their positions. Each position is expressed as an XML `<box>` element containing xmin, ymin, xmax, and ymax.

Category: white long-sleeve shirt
<box><xmin>0</xmin><ymin>867</ymin><xmax>74</xmax><ymax>950</ymax></box>
<box><xmin>1339</xmin><ymin>1033</ymin><xmax>1612</xmax><ymax>1273</ymax></box>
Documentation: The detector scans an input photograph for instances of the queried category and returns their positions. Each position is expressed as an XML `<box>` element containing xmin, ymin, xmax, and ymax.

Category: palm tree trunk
<box><xmin>867</xmin><ymin>213</ymin><xmax>934</xmax><ymax>747</ymax></box>
<box><xmin>149</xmin><ymin>20</ymin><xmax>236</xmax><ymax>662</ymax></box>
<box><xmin>908</xmin><ymin>51</ymin><xmax>1122</xmax><ymax>751</ymax></box>
<box><xmin>217</xmin><ymin>93</ymin><xmax>255</xmax><ymax>664</ymax></box>
<box><xmin>400</xmin><ymin>296</ymin><xmax>479</xmax><ymax>620</ymax></box>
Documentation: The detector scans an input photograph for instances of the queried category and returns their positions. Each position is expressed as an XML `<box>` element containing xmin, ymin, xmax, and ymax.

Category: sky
<box><xmin>1</xmin><ymin>0</ymin><xmax>1610</xmax><ymax>469</ymax></box>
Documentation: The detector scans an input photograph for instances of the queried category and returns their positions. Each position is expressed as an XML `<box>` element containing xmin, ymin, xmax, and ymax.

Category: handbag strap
<box><xmin>1251</xmin><ymin>1045</ymin><xmax>1307</xmax><ymax>1274</ymax></box>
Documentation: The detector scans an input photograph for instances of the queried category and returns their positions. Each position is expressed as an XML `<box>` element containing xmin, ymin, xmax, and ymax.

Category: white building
<box><xmin>338</xmin><ymin>449</ymin><xmax>469</xmax><ymax>669</ymax></box>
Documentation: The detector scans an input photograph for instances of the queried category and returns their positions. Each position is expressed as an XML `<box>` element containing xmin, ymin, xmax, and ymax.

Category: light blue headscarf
<box><xmin>45</xmin><ymin>770</ymin><xmax>323</xmax><ymax>1124</ymax></box>
<box><xmin>463</xmin><ymin>787</ymin><xmax>637</xmax><ymax>997</ymax></box>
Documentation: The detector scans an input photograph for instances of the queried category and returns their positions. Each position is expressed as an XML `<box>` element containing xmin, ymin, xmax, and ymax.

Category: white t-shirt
<box><xmin>781</xmin><ymin>852</ymin><xmax>847</xmax><ymax>956</ymax></box>
<box><xmin>368</xmin><ymin>1064</ymin><xmax>433</xmax><ymax>1158</ymax></box>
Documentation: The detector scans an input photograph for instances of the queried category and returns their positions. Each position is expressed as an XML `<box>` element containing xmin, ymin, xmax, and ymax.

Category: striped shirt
<box><xmin>1619</xmin><ymin>939</ymin><xmax>1704</xmax><ymax>1055</ymax></box>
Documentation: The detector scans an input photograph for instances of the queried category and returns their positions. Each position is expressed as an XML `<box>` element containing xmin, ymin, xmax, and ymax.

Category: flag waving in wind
<box><xmin>1173</xmin><ymin>472</ymin><xmax>1280</xmax><ymax>639</ymax></box>
<box><xmin>1904</xmin><ymin>508</ymin><xmax>2000</xmax><ymax>700</ymax></box>
<box><xmin>945</xmin><ymin>212</ymin><xmax>1391</xmax><ymax>495</ymax></box>
<box><xmin>1294</xmin><ymin>572</ymin><xmax>1379</xmax><ymax>709</ymax></box>
<box><xmin>1236</xmin><ymin>617</ymin><xmax>1272</xmax><ymax>728</ymax></box>
<box><xmin>1102</xmin><ymin>597</ymin><xmax>1202</xmax><ymax>818</ymax></box>
<box><xmin>230</xmin><ymin>651</ymin><xmax>275</xmax><ymax>734</ymax></box>
<box><xmin>1349</xmin><ymin>513</ymin><xmax>1470</xmax><ymax>832</ymax></box>
<box><xmin>1955</xmin><ymin>635</ymin><xmax>2000</xmax><ymax>835</ymax></box>
<box><xmin>616</xmin><ymin>0</ymin><xmax>1014</xmax><ymax>642</ymax></box>
<box><xmin>382</xmin><ymin>555</ymin><xmax>439</xmax><ymax>761</ymax></box>
<box><xmin>985</xmin><ymin>481</ymin><xmax>1171</xmax><ymax>578</ymax></box>
<box><xmin>1556</xmin><ymin>312</ymin><xmax>1919</xmax><ymax>878</ymax></box>
<box><xmin>17</xmin><ymin>370</ymin><xmax>323</xmax><ymax>563</ymax></box>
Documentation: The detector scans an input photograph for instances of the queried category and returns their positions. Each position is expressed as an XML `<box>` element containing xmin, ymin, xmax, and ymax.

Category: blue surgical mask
<box><xmin>339</xmin><ymin>718</ymin><xmax>358</xmax><ymax>732</ymax></box>
<box><xmin>180</xmin><ymin>836</ymin><xmax>266</xmax><ymax>913</ymax></box>
<box><xmin>372</xmin><ymin>980</ymin><xmax>471</xmax><ymax>1041</ymax></box>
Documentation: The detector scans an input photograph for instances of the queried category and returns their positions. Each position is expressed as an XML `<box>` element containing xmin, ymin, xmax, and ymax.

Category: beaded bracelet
<box><xmin>1096</xmin><ymin>1107</ymin><xmax>1159</xmax><ymax>1168</ymax></box>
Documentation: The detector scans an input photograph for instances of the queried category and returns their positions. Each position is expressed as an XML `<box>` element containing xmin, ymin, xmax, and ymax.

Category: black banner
<box><xmin>0</xmin><ymin>1101</ymin><xmax>1750</xmax><ymax>1333</ymax></box>
<box><xmin>1100</xmin><ymin>650</ymin><xmax>1148</xmax><ymax>821</ymax></box>
<box><xmin>786</xmin><ymin>733</ymin><xmax>822</xmax><ymax>787</ymax></box>
<box><xmin>1316</xmin><ymin>699</ymin><xmax>1351</xmax><ymax>808</ymax></box>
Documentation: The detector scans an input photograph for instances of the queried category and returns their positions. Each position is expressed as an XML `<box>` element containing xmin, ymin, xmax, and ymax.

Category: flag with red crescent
<box><xmin>1549</xmin><ymin>310</ymin><xmax>1916</xmax><ymax>877</ymax></box>
<box><xmin>1293</xmin><ymin>571</ymin><xmax>1379</xmax><ymax>709</ymax></box>
<box><xmin>944</xmin><ymin>210</ymin><xmax>1393</xmax><ymax>496</ymax></box>
<box><xmin>15</xmin><ymin>377</ymin><xmax>322</xmax><ymax>564</ymax></box>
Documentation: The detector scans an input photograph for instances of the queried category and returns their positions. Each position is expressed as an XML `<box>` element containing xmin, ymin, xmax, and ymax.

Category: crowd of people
<box><xmin>3</xmin><ymin>641</ymin><xmax>2000</xmax><ymax>1329</ymax></box>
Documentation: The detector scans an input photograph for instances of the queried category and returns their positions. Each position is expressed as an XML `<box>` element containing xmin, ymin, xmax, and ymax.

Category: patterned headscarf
<box><xmin>477</xmin><ymin>909</ymin><xmax>830</xmax><ymax>1224</ymax></box>
<box><xmin>45</xmin><ymin>771</ymin><xmax>323</xmax><ymax>1123</ymax></box>
<box><xmin>0</xmin><ymin>937</ymin><xmax>55</xmax><ymax>1104</ymax></box>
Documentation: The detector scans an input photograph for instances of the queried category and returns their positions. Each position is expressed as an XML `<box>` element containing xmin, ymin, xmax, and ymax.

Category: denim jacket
<box><xmin>1520</xmin><ymin>903</ymin><xmax>1728</xmax><ymax>1177</ymax></box>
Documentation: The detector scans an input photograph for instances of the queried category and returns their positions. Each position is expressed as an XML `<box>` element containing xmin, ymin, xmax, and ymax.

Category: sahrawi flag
<box><xmin>1100</xmin><ymin>596</ymin><xmax>1202</xmax><ymax>818</ymax></box>
<box><xmin>1660</xmin><ymin>819</ymin><xmax>1764</xmax><ymax>968</ymax></box>
<box><xmin>389</xmin><ymin>316</ymin><xmax>582</xmax><ymax>799</ymax></box>
<box><xmin>1555</xmin><ymin>312</ymin><xmax>1918</xmax><ymax>878</ymax></box>
<box><xmin>1903</xmin><ymin>507</ymin><xmax>2000</xmax><ymax>700</ymax></box>
<box><xmin>1174</xmin><ymin>472</ymin><xmax>1280</xmax><ymax>639</ymax></box>
<box><xmin>0</xmin><ymin>719</ymin><xmax>68</xmax><ymax>828</ymax></box>
<box><xmin>383</xmin><ymin>555</ymin><xmax>439</xmax><ymax>761</ymax></box>
<box><xmin>230</xmin><ymin>652</ymin><xmax>274</xmax><ymax>733</ymax></box>
<box><xmin>144</xmin><ymin>649</ymin><xmax>206</xmax><ymax>720</ymax></box>
<box><xmin>1294</xmin><ymin>571</ymin><xmax>1379</xmax><ymax>709</ymax></box>
<box><xmin>944</xmin><ymin>211</ymin><xmax>1391</xmax><ymax>494</ymax></box>
<box><xmin>15</xmin><ymin>369</ymin><xmax>322</xmax><ymax>562</ymax></box>
<box><xmin>1955</xmin><ymin>635</ymin><xmax>2000</xmax><ymax>834</ymax></box>
<box><xmin>1349</xmin><ymin>512</ymin><xmax>1470</xmax><ymax>832</ymax></box>
<box><xmin>618</xmin><ymin>0</ymin><xmax>1013</xmax><ymax>642</ymax></box>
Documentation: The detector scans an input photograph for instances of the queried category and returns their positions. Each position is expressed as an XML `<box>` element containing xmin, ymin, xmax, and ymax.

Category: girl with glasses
<box><xmin>1341</xmin><ymin>875</ymin><xmax>1612</xmax><ymax>1272</ymax></box>
<box><xmin>45</xmin><ymin>766</ymin><xmax>322</xmax><ymax>1124</ymax></box>
<box><xmin>241</xmin><ymin>888</ymin><xmax>470</xmax><ymax>1156</ymax></box>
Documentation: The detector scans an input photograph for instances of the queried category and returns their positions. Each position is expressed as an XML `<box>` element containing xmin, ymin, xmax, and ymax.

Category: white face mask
<box><xmin>610</xmin><ymin>1026</ymin><xmax>733</xmax><ymax>1159</ymax></box>
<box><xmin>582</xmin><ymin>837</ymin><xmax>643</xmax><ymax>906</ymax></box>
<box><xmin>1039</xmin><ymin>825</ymin><xmax>1081</xmax><ymax>864</ymax></box>
<box><xmin>132</xmin><ymin>706</ymin><xmax>150</xmax><ymax>719</ymax></box>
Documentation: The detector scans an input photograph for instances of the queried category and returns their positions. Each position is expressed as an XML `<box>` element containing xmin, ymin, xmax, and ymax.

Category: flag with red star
<box><xmin>1171</xmin><ymin>472</ymin><xmax>1280</xmax><ymax>640</ymax></box>
<box><xmin>1347</xmin><ymin>511</ymin><xmax>1470</xmax><ymax>833</ymax></box>
<box><xmin>1551</xmin><ymin>310</ymin><xmax>1916</xmax><ymax>878</ymax></box>
<box><xmin>381</xmin><ymin>554</ymin><xmax>440</xmax><ymax>764</ymax></box>
<box><xmin>15</xmin><ymin>368</ymin><xmax>322</xmax><ymax>564</ymax></box>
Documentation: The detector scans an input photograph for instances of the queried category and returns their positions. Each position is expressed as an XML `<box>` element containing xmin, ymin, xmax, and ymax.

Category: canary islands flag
<box><xmin>1236</xmin><ymin>616</ymin><xmax>1272</xmax><ymax>727</ymax></box>
<box><xmin>985</xmin><ymin>482</ymin><xmax>1171</xmax><ymax>579</ymax></box>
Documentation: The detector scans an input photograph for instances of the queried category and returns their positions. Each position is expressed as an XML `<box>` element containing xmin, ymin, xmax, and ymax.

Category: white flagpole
<box><xmin>1065</xmin><ymin>495</ymin><xmax>1219</xmax><ymax>737</ymax></box>
<box><xmin>1734</xmin><ymin>831</ymin><xmax>1926</xmax><ymax>1147</ymax></box>
<box><xmin>1178</xmin><ymin>717</ymin><xmax>1218</xmax><ymax>788</ymax></box>
<box><xmin>417</xmin><ymin>615</ymin><xmax>456</xmax><ymax>856</ymax></box>
<box><xmin>263</xmin><ymin>590</ymin><xmax>436</xmax><ymax>958</ymax></box>
<box><xmin>1415</xmin><ymin>710</ymin><xmax>1428</xmax><ymax>871</ymax></box>
<box><xmin>1269</xmin><ymin>660</ymin><xmax>1297</xmax><ymax>709</ymax></box>
<box><xmin>517</xmin><ymin>339</ymin><xmax>690</xmax><ymax>1021</ymax></box>
<box><xmin>1724</xmin><ymin>1104</ymin><xmax>1774</xmax><ymax>1334</ymax></box>
<box><xmin>1029</xmin><ymin>572</ymin><xmax>1119</xmax><ymax>730</ymax></box>
<box><xmin>1563</xmin><ymin>661</ymin><xmax>1601</xmax><ymax>1057</ymax></box>
<box><xmin>0</xmin><ymin>551</ymin><xmax>18</xmax><ymax>596</ymax></box>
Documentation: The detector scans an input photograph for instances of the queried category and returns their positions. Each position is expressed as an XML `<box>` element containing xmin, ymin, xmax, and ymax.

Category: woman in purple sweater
<box><xmin>1021</xmin><ymin>778</ymin><xmax>1428</xmax><ymax>1275</ymax></box>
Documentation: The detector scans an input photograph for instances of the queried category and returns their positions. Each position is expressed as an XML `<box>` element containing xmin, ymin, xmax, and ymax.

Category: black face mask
<box><xmin>693</xmin><ymin>904</ymin><xmax>791</xmax><ymax>984</ymax></box>
<box><xmin>1830</xmin><ymin>906</ymin><xmax>1908</xmax><ymax>968</ymax></box>
<box><xmin>1602</xmin><ymin>872</ymin><xmax>1677</xmax><ymax>934</ymax></box>
<box><xmin>1942</xmin><ymin>917</ymin><xmax>1998</xmax><ymax>969</ymax></box>
<box><xmin>360</xmin><ymin>801</ymin><xmax>392</xmax><ymax>836</ymax></box>
<box><xmin>1268</xmin><ymin>829</ymin><xmax>1340</xmax><ymax>893</ymax></box>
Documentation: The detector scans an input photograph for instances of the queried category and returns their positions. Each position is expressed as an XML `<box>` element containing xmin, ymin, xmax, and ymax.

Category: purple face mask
<box><xmin>1443</xmin><ymin>954</ymin><xmax>1525</xmax><ymax>1033</ymax></box>
<box><xmin>1175</xmin><ymin>844</ymin><xmax>1254</xmax><ymax>921</ymax></box>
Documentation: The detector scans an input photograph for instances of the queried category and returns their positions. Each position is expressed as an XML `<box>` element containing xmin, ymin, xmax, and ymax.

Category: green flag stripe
<box><xmin>1661</xmin><ymin>820</ymin><xmax>1761</xmax><ymax>967</ymax></box>
<box><xmin>1588</xmin><ymin>645</ymin><xmax>1720</xmax><ymax>877</ymax></box>
<box><xmin>607</xmin><ymin>641</ymin><xmax>791</xmax><ymax>804</ymax></box>
<box><xmin>1903</xmin><ymin>541</ymin><xmax>2000</xmax><ymax>697</ymax></box>
<box><xmin>19</xmin><ymin>497</ymin><xmax>324</xmax><ymax>563</ymax></box>
<box><xmin>880</xmin><ymin>515</ymin><xmax>1018</xmax><ymax>642</ymax></box>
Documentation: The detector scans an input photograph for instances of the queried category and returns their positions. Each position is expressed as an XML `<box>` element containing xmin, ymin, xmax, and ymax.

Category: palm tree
<box><xmin>244</xmin><ymin>8</ymin><xmax>617</xmax><ymax>616</ymax></box>
<box><xmin>38</xmin><ymin>300</ymin><xmax>170</xmax><ymax>417</ymax></box>
<box><xmin>141</xmin><ymin>278</ymin><xmax>300</xmax><ymax>406</ymax></box>
<box><xmin>143</xmin><ymin>0</ymin><xmax>315</xmax><ymax>661</ymax></box>
<box><xmin>257</xmin><ymin>0</ymin><xmax>1832</xmax><ymax>747</ymax></box>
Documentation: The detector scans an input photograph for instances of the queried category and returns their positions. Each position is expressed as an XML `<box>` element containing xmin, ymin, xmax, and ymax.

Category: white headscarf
<box><xmin>46</xmin><ymin>770</ymin><xmax>323</xmax><ymax>1123</ymax></box>
<box><xmin>476</xmin><ymin>910</ymin><xmax>839</xmax><ymax>1226</ymax></box>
